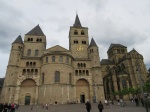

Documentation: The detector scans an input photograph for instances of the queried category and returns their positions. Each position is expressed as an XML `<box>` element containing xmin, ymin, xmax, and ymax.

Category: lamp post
<box><xmin>147</xmin><ymin>68</ymin><xmax>150</xmax><ymax>82</ymax></box>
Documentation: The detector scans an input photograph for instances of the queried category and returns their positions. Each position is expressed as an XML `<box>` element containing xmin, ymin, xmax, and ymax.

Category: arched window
<box><xmin>42</xmin><ymin>73</ymin><xmax>44</xmax><ymax>84</ymax></box>
<box><xmin>79</xmin><ymin>70</ymin><xmax>82</xmax><ymax>76</ymax></box>
<box><xmin>36</xmin><ymin>38</ymin><xmax>39</xmax><ymax>42</ymax></box>
<box><xmin>75</xmin><ymin>70</ymin><xmax>78</xmax><ymax>76</ymax></box>
<box><xmin>52</xmin><ymin>56</ymin><xmax>55</xmax><ymax>62</ymax></box>
<box><xmin>83</xmin><ymin>70</ymin><xmax>85</xmax><ymax>76</ymax></box>
<box><xmin>83</xmin><ymin>63</ymin><xmax>86</xmax><ymax>67</ymax></box>
<box><xmin>27</xmin><ymin>69</ymin><xmax>30</xmax><ymax>75</ymax></box>
<box><xmin>35</xmin><ymin>69</ymin><xmax>38</xmax><ymax>75</ymax></box>
<box><xmin>39</xmin><ymin>39</ymin><xmax>42</xmax><ymax>42</ymax></box>
<box><xmin>55</xmin><ymin>71</ymin><xmax>60</xmax><ymax>82</ymax></box>
<box><xmin>33</xmin><ymin>62</ymin><xmax>36</xmax><ymax>67</ymax></box>
<box><xmin>81</xmin><ymin>30</ymin><xmax>84</xmax><ymax>35</ymax></box>
<box><xmin>26</xmin><ymin>62</ymin><xmax>29</xmax><ymax>66</ymax></box>
<box><xmin>27</xmin><ymin>38</ymin><xmax>30</xmax><ymax>41</ymax></box>
<box><xmin>35</xmin><ymin>50</ymin><xmax>39</xmax><ymax>56</ymax></box>
<box><xmin>27</xmin><ymin>49</ymin><xmax>31</xmax><ymax>56</ymax></box>
<box><xmin>74</xmin><ymin>30</ymin><xmax>78</xmax><ymax>35</ymax></box>
<box><xmin>59</xmin><ymin>56</ymin><xmax>63</xmax><ymax>62</ymax></box>
<box><xmin>78</xmin><ymin>63</ymin><xmax>80</xmax><ymax>67</ymax></box>
<box><xmin>69</xmin><ymin>73</ymin><xmax>72</xmax><ymax>84</ymax></box>
<box><xmin>86</xmin><ymin>70</ymin><xmax>89</xmax><ymax>76</ymax></box>
<box><xmin>30</xmin><ymin>62</ymin><xmax>32</xmax><ymax>66</ymax></box>
<box><xmin>66</xmin><ymin>57</ymin><xmax>69</xmax><ymax>63</ymax></box>
<box><xmin>46</xmin><ymin>57</ymin><xmax>48</xmax><ymax>63</ymax></box>
<box><xmin>22</xmin><ymin>69</ymin><xmax>26</xmax><ymax>75</ymax></box>
<box><xmin>31</xmin><ymin>69</ymin><xmax>34</xmax><ymax>75</ymax></box>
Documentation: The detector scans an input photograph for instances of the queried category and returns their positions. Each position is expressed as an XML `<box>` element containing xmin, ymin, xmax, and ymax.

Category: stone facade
<box><xmin>101</xmin><ymin>44</ymin><xmax>148</xmax><ymax>100</ymax></box>
<box><xmin>1</xmin><ymin>15</ymin><xmax>105</xmax><ymax>105</ymax></box>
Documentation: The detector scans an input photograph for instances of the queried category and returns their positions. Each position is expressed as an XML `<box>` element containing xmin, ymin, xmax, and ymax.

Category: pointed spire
<box><xmin>73</xmin><ymin>14</ymin><xmax>82</xmax><ymax>27</ymax></box>
<box><xmin>12</xmin><ymin>35</ymin><xmax>23</xmax><ymax>44</ymax></box>
<box><xmin>89</xmin><ymin>38</ymin><xmax>97</xmax><ymax>47</ymax></box>
<box><xmin>26</xmin><ymin>24</ymin><xmax>45</xmax><ymax>36</ymax></box>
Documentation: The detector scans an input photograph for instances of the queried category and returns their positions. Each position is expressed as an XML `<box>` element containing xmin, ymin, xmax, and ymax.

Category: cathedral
<box><xmin>0</xmin><ymin>15</ymin><xmax>148</xmax><ymax>105</ymax></box>
<box><xmin>1</xmin><ymin>15</ymin><xmax>104</xmax><ymax>105</ymax></box>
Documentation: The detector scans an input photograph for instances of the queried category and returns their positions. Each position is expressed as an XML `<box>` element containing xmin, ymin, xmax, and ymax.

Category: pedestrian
<box><xmin>98</xmin><ymin>101</ymin><xmax>104</xmax><ymax>112</ymax></box>
<box><xmin>141</xmin><ymin>98</ymin><xmax>144</xmax><ymax>107</ymax></box>
<box><xmin>134</xmin><ymin>97</ymin><xmax>139</xmax><ymax>107</ymax></box>
<box><xmin>120</xmin><ymin>99</ymin><xmax>124</xmax><ymax>107</ymax></box>
<box><xmin>104</xmin><ymin>99</ymin><xmax>108</xmax><ymax>107</ymax></box>
<box><xmin>45</xmin><ymin>103</ymin><xmax>48</xmax><ymax>110</ymax></box>
<box><xmin>11</xmin><ymin>103</ymin><xmax>16</xmax><ymax>112</ymax></box>
<box><xmin>4</xmin><ymin>102</ymin><xmax>8</xmax><ymax>112</ymax></box>
<box><xmin>85</xmin><ymin>101</ymin><xmax>91</xmax><ymax>112</ymax></box>
<box><xmin>117</xmin><ymin>100</ymin><xmax>120</xmax><ymax>106</ymax></box>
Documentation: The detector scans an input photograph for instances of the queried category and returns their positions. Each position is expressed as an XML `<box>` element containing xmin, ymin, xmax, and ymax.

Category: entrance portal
<box><xmin>25</xmin><ymin>96</ymin><xmax>31</xmax><ymax>105</ymax></box>
<box><xmin>80</xmin><ymin>94</ymin><xmax>85</xmax><ymax>103</ymax></box>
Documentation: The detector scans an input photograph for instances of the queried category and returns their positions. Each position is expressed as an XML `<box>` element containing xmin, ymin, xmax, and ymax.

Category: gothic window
<box><xmin>35</xmin><ymin>50</ymin><xmax>39</xmax><ymax>56</ymax></box>
<box><xmin>69</xmin><ymin>73</ymin><xmax>72</xmax><ymax>84</ymax></box>
<box><xmin>46</xmin><ymin>57</ymin><xmax>48</xmax><ymax>63</ymax></box>
<box><xmin>74</xmin><ymin>30</ymin><xmax>78</xmax><ymax>35</ymax></box>
<box><xmin>52</xmin><ymin>56</ymin><xmax>55</xmax><ymax>62</ymax></box>
<box><xmin>122</xmin><ymin>79</ymin><xmax>127</xmax><ymax>89</ymax></box>
<box><xmin>59</xmin><ymin>56</ymin><xmax>63</xmax><ymax>62</ymax></box>
<box><xmin>121</xmin><ymin>63</ymin><xmax>125</xmax><ymax>70</ymax></box>
<box><xmin>81</xmin><ymin>30</ymin><xmax>84</xmax><ymax>35</ymax></box>
<box><xmin>42</xmin><ymin>73</ymin><xmax>44</xmax><ymax>84</ymax></box>
<box><xmin>55</xmin><ymin>71</ymin><xmax>60</xmax><ymax>82</ymax></box>
<box><xmin>66</xmin><ymin>57</ymin><xmax>69</xmax><ymax>63</ymax></box>
<box><xmin>27</xmin><ymin>49</ymin><xmax>31</xmax><ymax>56</ymax></box>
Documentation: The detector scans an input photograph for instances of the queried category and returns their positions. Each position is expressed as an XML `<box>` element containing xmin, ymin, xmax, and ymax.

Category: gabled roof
<box><xmin>12</xmin><ymin>35</ymin><xmax>23</xmax><ymax>44</ymax></box>
<box><xmin>89</xmin><ymin>38</ymin><xmax>97</xmax><ymax>47</ymax></box>
<box><xmin>107</xmin><ymin>43</ymin><xmax>127</xmax><ymax>52</ymax></box>
<box><xmin>100</xmin><ymin>59</ymin><xmax>114</xmax><ymax>65</ymax></box>
<box><xmin>129</xmin><ymin>48</ymin><xmax>139</xmax><ymax>54</ymax></box>
<box><xmin>26</xmin><ymin>24</ymin><xmax>45</xmax><ymax>36</ymax></box>
<box><xmin>73</xmin><ymin>14</ymin><xmax>82</xmax><ymax>27</ymax></box>
<box><xmin>46</xmin><ymin>45</ymin><xmax>69</xmax><ymax>52</ymax></box>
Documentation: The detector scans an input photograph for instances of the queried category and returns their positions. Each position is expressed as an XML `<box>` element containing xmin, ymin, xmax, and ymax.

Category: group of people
<box><xmin>0</xmin><ymin>102</ymin><xmax>19</xmax><ymax>112</ymax></box>
<box><xmin>85</xmin><ymin>101</ymin><xmax>104</xmax><ymax>112</ymax></box>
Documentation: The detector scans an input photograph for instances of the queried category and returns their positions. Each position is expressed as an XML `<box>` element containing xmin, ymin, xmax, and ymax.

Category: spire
<box><xmin>12</xmin><ymin>35</ymin><xmax>23</xmax><ymax>44</ymax></box>
<box><xmin>26</xmin><ymin>24</ymin><xmax>45</xmax><ymax>36</ymax></box>
<box><xmin>89</xmin><ymin>38</ymin><xmax>97</xmax><ymax>47</ymax></box>
<box><xmin>73</xmin><ymin>14</ymin><xmax>82</xmax><ymax>27</ymax></box>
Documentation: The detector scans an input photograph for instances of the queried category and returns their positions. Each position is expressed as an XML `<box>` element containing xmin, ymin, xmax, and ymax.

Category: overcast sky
<box><xmin>0</xmin><ymin>0</ymin><xmax>150</xmax><ymax>78</ymax></box>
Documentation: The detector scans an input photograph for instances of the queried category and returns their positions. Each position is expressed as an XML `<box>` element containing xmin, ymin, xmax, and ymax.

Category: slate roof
<box><xmin>12</xmin><ymin>35</ymin><xmax>23</xmax><ymax>44</ymax></box>
<box><xmin>73</xmin><ymin>14</ymin><xmax>82</xmax><ymax>27</ymax></box>
<box><xmin>100</xmin><ymin>59</ymin><xmax>114</xmax><ymax>65</ymax></box>
<box><xmin>89</xmin><ymin>38</ymin><xmax>97</xmax><ymax>47</ymax></box>
<box><xmin>0</xmin><ymin>78</ymin><xmax>4</xmax><ymax>87</ymax></box>
<box><xmin>26</xmin><ymin>24</ymin><xmax>45</xmax><ymax>36</ymax></box>
<box><xmin>107</xmin><ymin>43</ymin><xmax>127</xmax><ymax>52</ymax></box>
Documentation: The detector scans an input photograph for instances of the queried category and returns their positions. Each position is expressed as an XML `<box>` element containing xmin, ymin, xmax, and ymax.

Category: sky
<box><xmin>0</xmin><ymin>0</ymin><xmax>150</xmax><ymax>78</ymax></box>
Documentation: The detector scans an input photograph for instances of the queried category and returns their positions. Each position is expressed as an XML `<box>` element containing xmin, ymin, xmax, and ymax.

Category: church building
<box><xmin>1</xmin><ymin>15</ymin><xmax>105</xmax><ymax>105</ymax></box>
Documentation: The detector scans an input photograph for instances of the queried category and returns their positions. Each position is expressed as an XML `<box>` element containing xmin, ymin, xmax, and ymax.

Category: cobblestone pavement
<box><xmin>15</xmin><ymin>101</ymin><xmax>146</xmax><ymax>112</ymax></box>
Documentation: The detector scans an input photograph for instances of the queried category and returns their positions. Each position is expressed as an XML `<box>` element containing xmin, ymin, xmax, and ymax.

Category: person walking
<box><xmin>134</xmin><ymin>97</ymin><xmax>139</xmax><ymax>107</ymax></box>
<box><xmin>85</xmin><ymin>101</ymin><xmax>91</xmax><ymax>112</ymax></box>
<box><xmin>98</xmin><ymin>101</ymin><xmax>104</xmax><ymax>112</ymax></box>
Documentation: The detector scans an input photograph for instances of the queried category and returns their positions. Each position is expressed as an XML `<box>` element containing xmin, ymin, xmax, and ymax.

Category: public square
<box><xmin>15</xmin><ymin>101</ymin><xmax>146</xmax><ymax>112</ymax></box>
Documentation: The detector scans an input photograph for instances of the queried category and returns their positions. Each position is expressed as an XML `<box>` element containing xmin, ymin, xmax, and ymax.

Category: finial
<box><xmin>76</xmin><ymin>9</ymin><xmax>78</xmax><ymax>15</ymax></box>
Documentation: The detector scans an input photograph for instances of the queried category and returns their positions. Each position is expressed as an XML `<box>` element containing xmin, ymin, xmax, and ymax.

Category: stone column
<box><xmin>35</xmin><ymin>85</ymin><xmax>38</xmax><ymax>105</ymax></box>
<box><xmin>14</xmin><ymin>86</ymin><xmax>20</xmax><ymax>104</ymax></box>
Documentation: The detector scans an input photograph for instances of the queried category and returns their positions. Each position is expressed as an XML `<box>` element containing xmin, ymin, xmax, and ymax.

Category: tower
<box><xmin>69</xmin><ymin>14</ymin><xmax>89</xmax><ymax>58</ymax></box>
<box><xmin>1</xmin><ymin>35</ymin><xmax>24</xmax><ymax>103</ymax></box>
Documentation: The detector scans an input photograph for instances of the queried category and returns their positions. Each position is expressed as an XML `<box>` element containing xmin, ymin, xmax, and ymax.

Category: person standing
<box><xmin>134</xmin><ymin>97</ymin><xmax>139</xmax><ymax>107</ymax></box>
<box><xmin>98</xmin><ymin>101</ymin><xmax>104</xmax><ymax>112</ymax></box>
<box><xmin>85</xmin><ymin>101</ymin><xmax>91</xmax><ymax>112</ymax></box>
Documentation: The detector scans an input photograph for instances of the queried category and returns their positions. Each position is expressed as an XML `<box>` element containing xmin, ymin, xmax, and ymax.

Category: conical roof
<box><xmin>12</xmin><ymin>35</ymin><xmax>23</xmax><ymax>44</ymax></box>
<box><xmin>73</xmin><ymin>14</ymin><xmax>82</xmax><ymax>27</ymax></box>
<box><xmin>26</xmin><ymin>24</ymin><xmax>45</xmax><ymax>36</ymax></box>
<box><xmin>89</xmin><ymin>38</ymin><xmax>97</xmax><ymax>47</ymax></box>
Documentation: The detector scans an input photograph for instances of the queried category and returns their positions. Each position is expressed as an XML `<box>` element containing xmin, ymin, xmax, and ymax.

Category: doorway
<box><xmin>25</xmin><ymin>96</ymin><xmax>31</xmax><ymax>105</ymax></box>
<box><xmin>80</xmin><ymin>94</ymin><xmax>85</xmax><ymax>103</ymax></box>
